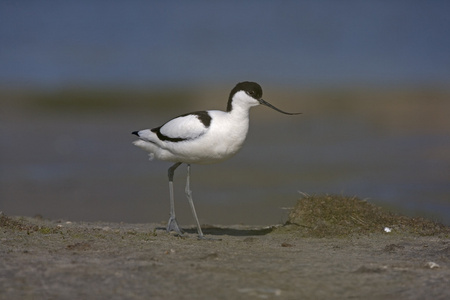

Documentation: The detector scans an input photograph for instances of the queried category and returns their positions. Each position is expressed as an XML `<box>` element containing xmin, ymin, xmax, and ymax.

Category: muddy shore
<box><xmin>1</xmin><ymin>196</ymin><xmax>449</xmax><ymax>299</ymax></box>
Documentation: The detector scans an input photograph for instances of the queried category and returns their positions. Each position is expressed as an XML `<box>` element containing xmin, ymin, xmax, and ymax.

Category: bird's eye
<box><xmin>247</xmin><ymin>91</ymin><xmax>255</xmax><ymax>96</ymax></box>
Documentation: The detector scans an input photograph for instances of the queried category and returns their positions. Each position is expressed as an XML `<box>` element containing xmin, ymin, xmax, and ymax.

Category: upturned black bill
<box><xmin>259</xmin><ymin>99</ymin><xmax>301</xmax><ymax>115</ymax></box>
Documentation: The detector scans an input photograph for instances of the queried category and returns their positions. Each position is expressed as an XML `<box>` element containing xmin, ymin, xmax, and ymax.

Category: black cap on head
<box><xmin>227</xmin><ymin>81</ymin><xmax>262</xmax><ymax>112</ymax></box>
<box><xmin>226</xmin><ymin>81</ymin><xmax>301</xmax><ymax>115</ymax></box>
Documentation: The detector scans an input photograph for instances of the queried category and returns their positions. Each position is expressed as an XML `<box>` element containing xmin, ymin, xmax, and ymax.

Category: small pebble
<box><xmin>425</xmin><ymin>262</ymin><xmax>440</xmax><ymax>269</ymax></box>
<box><xmin>164</xmin><ymin>249</ymin><xmax>176</xmax><ymax>255</ymax></box>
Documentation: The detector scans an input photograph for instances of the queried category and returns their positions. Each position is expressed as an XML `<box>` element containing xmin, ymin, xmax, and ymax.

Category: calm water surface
<box><xmin>2</xmin><ymin>93</ymin><xmax>449</xmax><ymax>226</ymax></box>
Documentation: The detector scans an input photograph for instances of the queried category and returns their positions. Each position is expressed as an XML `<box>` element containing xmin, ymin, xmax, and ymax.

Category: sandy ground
<box><xmin>1</xmin><ymin>211</ymin><xmax>449</xmax><ymax>300</ymax></box>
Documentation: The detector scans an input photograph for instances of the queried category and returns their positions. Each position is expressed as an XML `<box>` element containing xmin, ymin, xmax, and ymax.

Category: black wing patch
<box><xmin>183</xmin><ymin>111</ymin><xmax>212</xmax><ymax>127</ymax></box>
<box><xmin>151</xmin><ymin>111</ymin><xmax>212</xmax><ymax>142</ymax></box>
<box><xmin>151</xmin><ymin>126</ymin><xmax>185</xmax><ymax>142</ymax></box>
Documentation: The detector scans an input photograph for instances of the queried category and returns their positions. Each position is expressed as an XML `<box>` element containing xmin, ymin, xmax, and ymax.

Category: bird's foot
<box><xmin>166</xmin><ymin>217</ymin><xmax>184</xmax><ymax>236</ymax></box>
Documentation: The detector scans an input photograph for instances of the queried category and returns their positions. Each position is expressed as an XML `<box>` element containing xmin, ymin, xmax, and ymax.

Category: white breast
<box><xmin>158</xmin><ymin>110</ymin><xmax>249</xmax><ymax>164</ymax></box>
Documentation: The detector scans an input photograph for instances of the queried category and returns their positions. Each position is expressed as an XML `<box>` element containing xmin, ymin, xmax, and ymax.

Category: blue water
<box><xmin>1</xmin><ymin>103</ymin><xmax>449</xmax><ymax>226</ymax></box>
<box><xmin>1</xmin><ymin>1</ymin><xmax>449</xmax><ymax>88</ymax></box>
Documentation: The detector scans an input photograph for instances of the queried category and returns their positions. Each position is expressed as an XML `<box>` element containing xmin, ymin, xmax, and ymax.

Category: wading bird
<box><xmin>132</xmin><ymin>81</ymin><xmax>300</xmax><ymax>239</ymax></box>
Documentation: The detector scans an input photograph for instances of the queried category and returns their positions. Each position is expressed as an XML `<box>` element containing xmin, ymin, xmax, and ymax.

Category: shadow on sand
<box><xmin>156</xmin><ymin>225</ymin><xmax>276</xmax><ymax>237</ymax></box>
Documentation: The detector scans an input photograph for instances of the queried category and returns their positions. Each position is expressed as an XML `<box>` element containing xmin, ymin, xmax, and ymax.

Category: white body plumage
<box><xmin>133</xmin><ymin>90</ymin><xmax>257</xmax><ymax>164</ymax></box>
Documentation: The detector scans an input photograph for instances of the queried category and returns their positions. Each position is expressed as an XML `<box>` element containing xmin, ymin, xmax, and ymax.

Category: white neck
<box><xmin>228</xmin><ymin>91</ymin><xmax>259</xmax><ymax>119</ymax></box>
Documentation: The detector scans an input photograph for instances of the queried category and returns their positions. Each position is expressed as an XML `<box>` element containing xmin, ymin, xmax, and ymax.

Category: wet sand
<box><xmin>1</xmin><ymin>196</ymin><xmax>449</xmax><ymax>299</ymax></box>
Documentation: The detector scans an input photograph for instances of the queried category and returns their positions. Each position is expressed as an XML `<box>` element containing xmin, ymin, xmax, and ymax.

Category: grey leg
<box><xmin>185</xmin><ymin>164</ymin><xmax>205</xmax><ymax>239</ymax></box>
<box><xmin>166</xmin><ymin>162</ymin><xmax>183</xmax><ymax>235</ymax></box>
